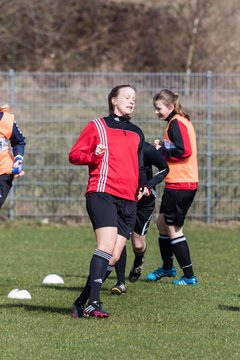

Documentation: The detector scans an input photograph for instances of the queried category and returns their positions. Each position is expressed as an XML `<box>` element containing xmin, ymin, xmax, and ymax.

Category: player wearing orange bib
<box><xmin>0</xmin><ymin>105</ymin><xmax>26</xmax><ymax>208</ymax></box>
<box><xmin>146</xmin><ymin>89</ymin><xmax>198</xmax><ymax>286</ymax></box>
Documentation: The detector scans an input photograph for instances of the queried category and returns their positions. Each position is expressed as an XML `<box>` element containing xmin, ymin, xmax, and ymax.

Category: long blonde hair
<box><xmin>153</xmin><ymin>89</ymin><xmax>190</xmax><ymax>120</ymax></box>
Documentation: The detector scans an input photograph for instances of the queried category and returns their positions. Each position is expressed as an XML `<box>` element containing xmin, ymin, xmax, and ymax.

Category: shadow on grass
<box><xmin>59</xmin><ymin>275</ymin><xmax>172</xmax><ymax>284</ymax></box>
<box><xmin>218</xmin><ymin>304</ymin><xmax>240</xmax><ymax>311</ymax></box>
<box><xmin>40</xmin><ymin>285</ymin><xmax>82</xmax><ymax>291</ymax></box>
<box><xmin>59</xmin><ymin>274</ymin><xmax>86</xmax><ymax>279</ymax></box>
<box><xmin>60</xmin><ymin>274</ymin><xmax>118</xmax><ymax>281</ymax></box>
<box><xmin>0</xmin><ymin>303</ymin><xmax>69</xmax><ymax>315</ymax></box>
<box><xmin>40</xmin><ymin>285</ymin><xmax>109</xmax><ymax>292</ymax></box>
<box><xmin>0</xmin><ymin>285</ymin><xmax>109</xmax><ymax>315</ymax></box>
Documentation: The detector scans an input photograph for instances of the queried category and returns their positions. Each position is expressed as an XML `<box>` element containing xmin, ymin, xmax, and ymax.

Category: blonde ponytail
<box><xmin>0</xmin><ymin>104</ymin><xmax>13</xmax><ymax>113</ymax></box>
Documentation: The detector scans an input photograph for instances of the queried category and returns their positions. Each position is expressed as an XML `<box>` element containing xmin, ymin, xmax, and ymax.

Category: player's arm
<box><xmin>137</xmin><ymin>132</ymin><xmax>149</xmax><ymax>188</ymax></box>
<box><xmin>10</xmin><ymin>121</ymin><xmax>26</xmax><ymax>175</ymax></box>
<box><xmin>137</xmin><ymin>133</ymin><xmax>152</xmax><ymax>200</ymax></box>
<box><xmin>159</xmin><ymin>119</ymin><xmax>192</xmax><ymax>161</ymax></box>
<box><xmin>147</xmin><ymin>145</ymin><xmax>169</xmax><ymax>189</ymax></box>
<box><xmin>9</xmin><ymin>121</ymin><xmax>26</xmax><ymax>157</ymax></box>
<box><xmin>69</xmin><ymin>123</ymin><xmax>105</xmax><ymax>165</ymax></box>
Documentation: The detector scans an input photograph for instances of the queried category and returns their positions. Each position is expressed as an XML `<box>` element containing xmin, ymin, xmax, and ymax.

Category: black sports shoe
<box><xmin>83</xmin><ymin>301</ymin><xmax>109</xmax><ymax>318</ymax></box>
<box><xmin>129</xmin><ymin>264</ymin><xmax>144</xmax><ymax>283</ymax></box>
<box><xmin>71</xmin><ymin>303</ymin><xmax>85</xmax><ymax>318</ymax></box>
<box><xmin>111</xmin><ymin>282</ymin><xmax>126</xmax><ymax>295</ymax></box>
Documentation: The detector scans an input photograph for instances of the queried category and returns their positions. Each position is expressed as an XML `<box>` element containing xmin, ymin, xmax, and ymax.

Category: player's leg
<box><xmin>73</xmin><ymin>225</ymin><xmax>116</xmax><ymax>318</ymax></box>
<box><xmin>146</xmin><ymin>191</ymin><xmax>176</xmax><ymax>281</ymax></box>
<box><xmin>128</xmin><ymin>231</ymin><xmax>147</xmax><ymax>282</ymax></box>
<box><xmin>129</xmin><ymin>195</ymin><xmax>154</xmax><ymax>282</ymax></box>
<box><xmin>110</xmin><ymin>235</ymin><xmax>127</xmax><ymax>295</ymax></box>
<box><xmin>168</xmin><ymin>189</ymin><xmax>198</xmax><ymax>285</ymax></box>
<box><xmin>157</xmin><ymin>213</ymin><xmax>174</xmax><ymax>270</ymax></box>
<box><xmin>110</xmin><ymin>198</ymin><xmax>137</xmax><ymax>294</ymax></box>
<box><xmin>0</xmin><ymin>174</ymin><xmax>13</xmax><ymax>208</ymax></box>
<box><xmin>112</xmin><ymin>245</ymin><xmax>127</xmax><ymax>292</ymax></box>
<box><xmin>72</xmin><ymin>193</ymin><xmax>117</xmax><ymax>318</ymax></box>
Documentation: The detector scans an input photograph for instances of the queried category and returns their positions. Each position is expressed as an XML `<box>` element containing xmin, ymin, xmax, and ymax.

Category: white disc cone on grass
<box><xmin>7</xmin><ymin>288</ymin><xmax>19</xmax><ymax>298</ymax></box>
<box><xmin>42</xmin><ymin>274</ymin><xmax>64</xmax><ymax>284</ymax></box>
<box><xmin>8</xmin><ymin>289</ymin><xmax>32</xmax><ymax>299</ymax></box>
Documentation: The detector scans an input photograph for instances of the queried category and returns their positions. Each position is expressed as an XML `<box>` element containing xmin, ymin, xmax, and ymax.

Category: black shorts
<box><xmin>160</xmin><ymin>188</ymin><xmax>197</xmax><ymax>227</ymax></box>
<box><xmin>0</xmin><ymin>174</ymin><xmax>13</xmax><ymax>208</ymax></box>
<box><xmin>134</xmin><ymin>194</ymin><xmax>155</xmax><ymax>236</ymax></box>
<box><xmin>86</xmin><ymin>192</ymin><xmax>137</xmax><ymax>239</ymax></box>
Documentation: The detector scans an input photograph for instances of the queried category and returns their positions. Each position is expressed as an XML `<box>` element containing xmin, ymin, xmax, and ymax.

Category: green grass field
<box><xmin>0</xmin><ymin>221</ymin><xmax>239</xmax><ymax>360</ymax></box>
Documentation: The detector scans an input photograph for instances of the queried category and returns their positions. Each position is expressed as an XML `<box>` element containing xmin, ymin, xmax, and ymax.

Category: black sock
<box><xmin>104</xmin><ymin>265</ymin><xmax>114</xmax><ymax>281</ymax></box>
<box><xmin>115</xmin><ymin>246</ymin><xmax>126</xmax><ymax>283</ymax></box>
<box><xmin>133</xmin><ymin>246</ymin><xmax>146</xmax><ymax>268</ymax></box>
<box><xmin>89</xmin><ymin>249</ymin><xmax>112</xmax><ymax>303</ymax></box>
<box><xmin>75</xmin><ymin>264</ymin><xmax>114</xmax><ymax>307</ymax></box>
<box><xmin>74</xmin><ymin>275</ymin><xmax>90</xmax><ymax>307</ymax></box>
<box><xmin>170</xmin><ymin>235</ymin><xmax>194</xmax><ymax>278</ymax></box>
<box><xmin>159</xmin><ymin>234</ymin><xmax>173</xmax><ymax>270</ymax></box>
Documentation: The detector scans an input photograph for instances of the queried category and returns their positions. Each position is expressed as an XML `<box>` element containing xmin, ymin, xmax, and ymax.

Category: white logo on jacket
<box><xmin>0</xmin><ymin>138</ymin><xmax>9</xmax><ymax>152</ymax></box>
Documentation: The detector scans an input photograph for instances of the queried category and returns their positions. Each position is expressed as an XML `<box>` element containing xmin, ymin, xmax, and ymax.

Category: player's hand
<box><xmin>153</xmin><ymin>139</ymin><xmax>162</xmax><ymax>150</ymax></box>
<box><xmin>11</xmin><ymin>155</ymin><xmax>23</xmax><ymax>175</ymax></box>
<box><xmin>94</xmin><ymin>144</ymin><xmax>107</xmax><ymax>155</ymax></box>
<box><xmin>138</xmin><ymin>186</ymin><xmax>151</xmax><ymax>201</ymax></box>
<box><xmin>151</xmin><ymin>189</ymin><xmax>157</xmax><ymax>198</ymax></box>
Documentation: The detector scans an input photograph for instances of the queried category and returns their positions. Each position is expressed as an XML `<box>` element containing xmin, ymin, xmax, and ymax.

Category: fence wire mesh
<box><xmin>0</xmin><ymin>71</ymin><xmax>239</xmax><ymax>222</ymax></box>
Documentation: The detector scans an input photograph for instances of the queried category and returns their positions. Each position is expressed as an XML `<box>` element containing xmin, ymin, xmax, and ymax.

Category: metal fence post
<box><xmin>8</xmin><ymin>69</ymin><xmax>15</xmax><ymax>220</ymax></box>
<box><xmin>206</xmin><ymin>70</ymin><xmax>212</xmax><ymax>223</ymax></box>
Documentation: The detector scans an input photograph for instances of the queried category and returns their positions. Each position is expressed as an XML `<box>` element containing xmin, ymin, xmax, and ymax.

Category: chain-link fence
<box><xmin>0</xmin><ymin>71</ymin><xmax>239</xmax><ymax>223</ymax></box>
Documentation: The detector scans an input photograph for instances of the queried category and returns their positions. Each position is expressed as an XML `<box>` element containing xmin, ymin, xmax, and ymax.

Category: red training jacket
<box><xmin>69</xmin><ymin>115</ymin><xmax>147</xmax><ymax>201</ymax></box>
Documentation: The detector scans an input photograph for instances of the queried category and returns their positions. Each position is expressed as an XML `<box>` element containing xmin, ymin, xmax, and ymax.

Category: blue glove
<box><xmin>11</xmin><ymin>155</ymin><xmax>24</xmax><ymax>175</ymax></box>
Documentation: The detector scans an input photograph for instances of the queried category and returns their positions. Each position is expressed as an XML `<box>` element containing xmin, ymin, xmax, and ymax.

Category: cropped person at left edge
<box><xmin>69</xmin><ymin>85</ymin><xmax>149</xmax><ymax>318</ymax></box>
<box><xmin>0</xmin><ymin>104</ymin><xmax>26</xmax><ymax>209</ymax></box>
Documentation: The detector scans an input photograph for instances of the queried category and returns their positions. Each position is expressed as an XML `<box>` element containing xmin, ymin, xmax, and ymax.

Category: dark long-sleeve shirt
<box><xmin>0</xmin><ymin>112</ymin><xmax>25</xmax><ymax>157</ymax></box>
<box><xmin>143</xmin><ymin>142</ymin><xmax>169</xmax><ymax>189</ymax></box>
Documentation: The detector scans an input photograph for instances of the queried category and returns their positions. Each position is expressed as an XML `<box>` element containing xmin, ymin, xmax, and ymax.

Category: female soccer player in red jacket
<box><xmin>69</xmin><ymin>85</ymin><xmax>149</xmax><ymax>318</ymax></box>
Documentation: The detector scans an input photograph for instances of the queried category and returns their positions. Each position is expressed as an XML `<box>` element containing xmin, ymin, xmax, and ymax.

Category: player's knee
<box><xmin>109</xmin><ymin>253</ymin><xmax>120</xmax><ymax>266</ymax></box>
<box><xmin>156</xmin><ymin>213</ymin><xmax>166</xmax><ymax>232</ymax></box>
<box><xmin>156</xmin><ymin>217</ymin><xmax>161</xmax><ymax>230</ymax></box>
<box><xmin>133</xmin><ymin>243</ymin><xmax>145</xmax><ymax>253</ymax></box>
